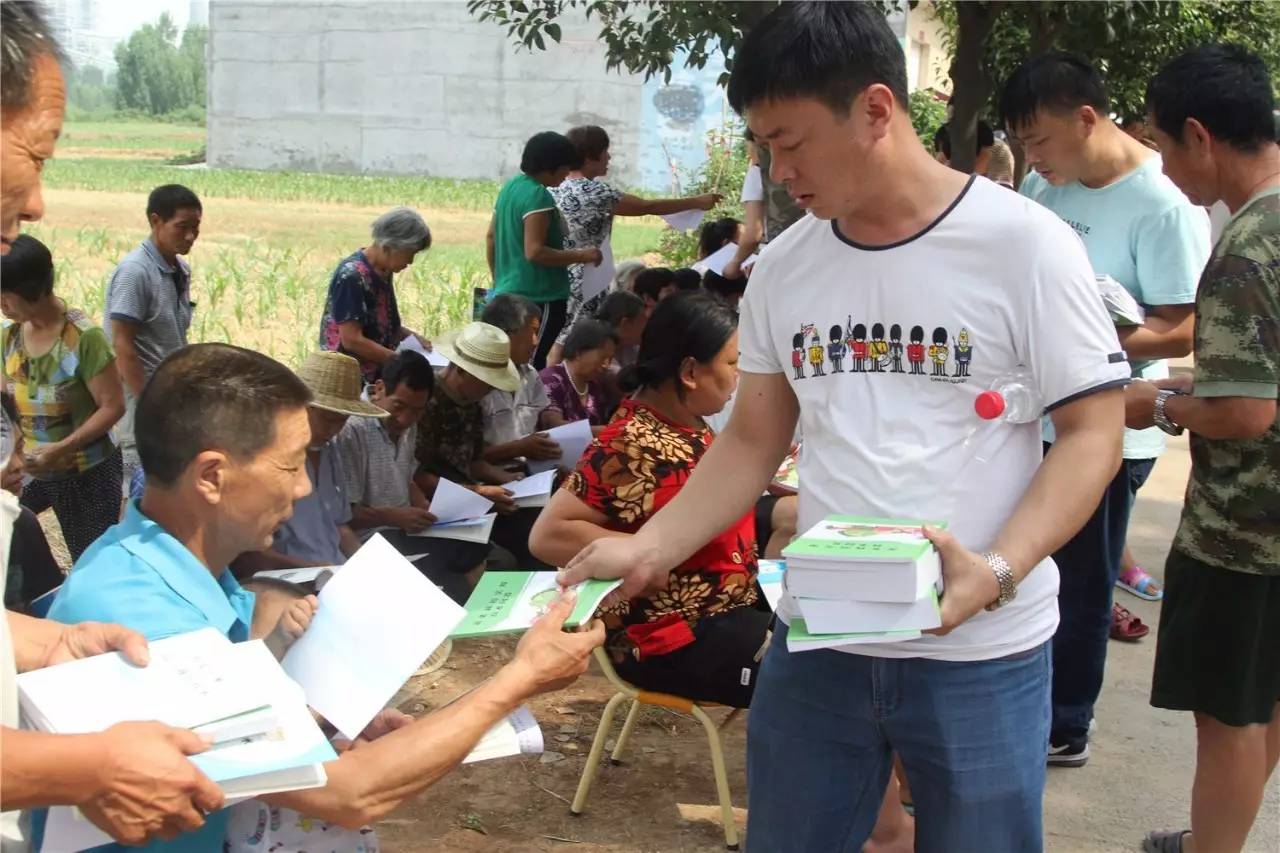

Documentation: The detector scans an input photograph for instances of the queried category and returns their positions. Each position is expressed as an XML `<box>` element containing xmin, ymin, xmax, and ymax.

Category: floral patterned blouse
<box><xmin>564</xmin><ymin>398</ymin><xmax>758</xmax><ymax>660</ymax></box>
<box><xmin>318</xmin><ymin>249</ymin><xmax>402</xmax><ymax>383</ymax></box>
<box><xmin>539</xmin><ymin>363</ymin><xmax>611</xmax><ymax>426</ymax></box>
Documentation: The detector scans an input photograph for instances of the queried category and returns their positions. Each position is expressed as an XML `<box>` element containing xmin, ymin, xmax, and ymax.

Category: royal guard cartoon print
<box><xmin>928</xmin><ymin>327</ymin><xmax>950</xmax><ymax>376</ymax></box>
<box><xmin>888</xmin><ymin>323</ymin><xmax>905</xmax><ymax>373</ymax></box>
<box><xmin>808</xmin><ymin>329</ymin><xmax>827</xmax><ymax>376</ymax></box>
<box><xmin>869</xmin><ymin>322</ymin><xmax>890</xmax><ymax>373</ymax></box>
<box><xmin>954</xmin><ymin>327</ymin><xmax>973</xmax><ymax>377</ymax></box>
<box><xmin>828</xmin><ymin>325</ymin><xmax>847</xmax><ymax>373</ymax></box>
<box><xmin>791</xmin><ymin>332</ymin><xmax>806</xmax><ymax>380</ymax></box>
<box><xmin>849</xmin><ymin>320</ymin><xmax>869</xmax><ymax>372</ymax></box>
<box><xmin>907</xmin><ymin>325</ymin><xmax>926</xmax><ymax>375</ymax></box>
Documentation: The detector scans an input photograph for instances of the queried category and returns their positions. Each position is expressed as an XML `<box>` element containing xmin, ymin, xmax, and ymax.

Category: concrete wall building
<box><xmin>207</xmin><ymin>1</ymin><xmax>951</xmax><ymax>191</ymax></box>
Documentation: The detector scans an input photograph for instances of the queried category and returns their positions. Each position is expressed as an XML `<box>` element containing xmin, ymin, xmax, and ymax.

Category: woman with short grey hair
<box><xmin>319</xmin><ymin>206</ymin><xmax>433</xmax><ymax>383</ymax></box>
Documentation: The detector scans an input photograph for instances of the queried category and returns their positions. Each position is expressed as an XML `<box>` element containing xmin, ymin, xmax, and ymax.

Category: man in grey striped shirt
<box><xmin>104</xmin><ymin>184</ymin><xmax>201</xmax><ymax>493</ymax></box>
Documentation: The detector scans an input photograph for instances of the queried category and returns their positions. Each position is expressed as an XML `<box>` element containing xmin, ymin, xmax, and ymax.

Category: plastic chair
<box><xmin>571</xmin><ymin>647</ymin><xmax>743</xmax><ymax>850</ymax></box>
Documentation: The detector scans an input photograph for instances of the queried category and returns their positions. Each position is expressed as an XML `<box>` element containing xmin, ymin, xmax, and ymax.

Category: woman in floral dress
<box><xmin>545</xmin><ymin>125</ymin><xmax>721</xmax><ymax>366</ymax></box>
<box><xmin>529</xmin><ymin>292</ymin><xmax>769</xmax><ymax>708</ymax></box>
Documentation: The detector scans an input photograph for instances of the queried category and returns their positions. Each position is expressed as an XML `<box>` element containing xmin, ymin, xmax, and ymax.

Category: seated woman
<box><xmin>530</xmin><ymin>292</ymin><xmax>770</xmax><ymax>708</ymax></box>
<box><xmin>1</xmin><ymin>235</ymin><xmax>125</xmax><ymax>561</ymax></box>
<box><xmin>539</xmin><ymin>320</ymin><xmax>617</xmax><ymax>430</ymax></box>
<box><xmin>318</xmin><ymin>206</ymin><xmax>434</xmax><ymax>384</ymax></box>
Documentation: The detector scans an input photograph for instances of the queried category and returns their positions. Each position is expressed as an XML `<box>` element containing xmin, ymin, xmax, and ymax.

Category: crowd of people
<box><xmin>1</xmin><ymin>1</ymin><xmax>1277</xmax><ymax>852</ymax></box>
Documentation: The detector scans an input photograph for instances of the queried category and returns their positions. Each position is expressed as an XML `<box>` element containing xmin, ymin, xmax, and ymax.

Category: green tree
<box><xmin>909</xmin><ymin>89</ymin><xmax>948</xmax><ymax>147</ymax></box>
<box><xmin>114</xmin><ymin>13</ymin><xmax>207</xmax><ymax>117</ymax></box>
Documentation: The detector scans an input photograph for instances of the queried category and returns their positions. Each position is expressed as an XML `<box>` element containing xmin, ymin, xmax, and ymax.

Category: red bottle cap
<box><xmin>974</xmin><ymin>391</ymin><xmax>1006</xmax><ymax>420</ymax></box>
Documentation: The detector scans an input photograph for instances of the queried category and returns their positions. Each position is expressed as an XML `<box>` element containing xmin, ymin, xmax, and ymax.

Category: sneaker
<box><xmin>1047</xmin><ymin>740</ymin><xmax>1090</xmax><ymax>767</ymax></box>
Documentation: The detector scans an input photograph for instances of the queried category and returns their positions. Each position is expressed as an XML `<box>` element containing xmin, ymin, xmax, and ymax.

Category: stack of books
<box><xmin>781</xmin><ymin>515</ymin><xmax>944</xmax><ymax>651</ymax></box>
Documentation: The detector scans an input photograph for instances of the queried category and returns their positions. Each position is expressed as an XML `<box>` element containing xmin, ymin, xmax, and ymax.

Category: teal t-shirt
<box><xmin>492</xmin><ymin>173</ymin><xmax>570</xmax><ymax>303</ymax></box>
<box><xmin>1021</xmin><ymin>155</ymin><xmax>1210</xmax><ymax>459</ymax></box>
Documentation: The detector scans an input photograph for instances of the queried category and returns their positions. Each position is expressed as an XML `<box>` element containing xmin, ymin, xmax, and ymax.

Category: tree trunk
<box><xmin>947</xmin><ymin>1</ymin><xmax>1003</xmax><ymax>174</ymax></box>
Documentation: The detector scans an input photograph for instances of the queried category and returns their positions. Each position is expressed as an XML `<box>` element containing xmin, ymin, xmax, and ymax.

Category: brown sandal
<box><xmin>1110</xmin><ymin>602</ymin><xmax>1149</xmax><ymax>641</ymax></box>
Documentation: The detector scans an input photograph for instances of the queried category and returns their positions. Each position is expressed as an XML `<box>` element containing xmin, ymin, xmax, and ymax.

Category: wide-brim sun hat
<box><xmin>434</xmin><ymin>322</ymin><xmax>521</xmax><ymax>392</ymax></box>
<box><xmin>296</xmin><ymin>351</ymin><xmax>388</xmax><ymax>418</ymax></box>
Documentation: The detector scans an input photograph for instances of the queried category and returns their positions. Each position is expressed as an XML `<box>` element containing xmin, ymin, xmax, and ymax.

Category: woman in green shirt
<box><xmin>1</xmin><ymin>235</ymin><xmax>125</xmax><ymax>561</ymax></box>
<box><xmin>487</xmin><ymin>131</ymin><xmax>603</xmax><ymax>370</ymax></box>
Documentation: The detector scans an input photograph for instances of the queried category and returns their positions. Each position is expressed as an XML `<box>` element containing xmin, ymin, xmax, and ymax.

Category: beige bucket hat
<box><xmin>296</xmin><ymin>351</ymin><xmax>387</xmax><ymax>418</ymax></box>
<box><xmin>434</xmin><ymin>322</ymin><xmax>521</xmax><ymax>392</ymax></box>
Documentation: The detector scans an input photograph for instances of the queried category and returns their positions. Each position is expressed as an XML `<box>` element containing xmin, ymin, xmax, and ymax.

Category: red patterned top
<box><xmin>563</xmin><ymin>398</ymin><xmax>759</xmax><ymax>660</ymax></box>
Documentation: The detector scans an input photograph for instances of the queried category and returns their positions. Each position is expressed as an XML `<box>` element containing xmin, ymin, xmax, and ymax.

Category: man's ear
<box><xmin>189</xmin><ymin>449</ymin><xmax>230</xmax><ymax>506</ymax></box>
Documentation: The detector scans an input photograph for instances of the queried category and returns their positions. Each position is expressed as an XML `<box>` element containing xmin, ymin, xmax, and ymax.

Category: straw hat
<box><xmin>434</xmin><ymin>322</ymin><xmax>521</xmax><ymax>392</ymax></box>
<box><xmin>296</xmin><ymin>351</ymin><xmax>387</xmax><ymax>418</ymax></box>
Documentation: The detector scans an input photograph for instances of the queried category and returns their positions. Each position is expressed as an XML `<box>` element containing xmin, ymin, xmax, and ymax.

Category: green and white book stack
<box><xmin>781</xmin><ymin>515</ymin><xmax>945</xmax><ymax>647</ymax></box>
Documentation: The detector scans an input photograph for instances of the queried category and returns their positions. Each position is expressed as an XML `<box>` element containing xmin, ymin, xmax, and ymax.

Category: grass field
<box><xmin>33</xmin><ymin>120</ymin><xmax>665</xmax><ymax>367</ymax></box>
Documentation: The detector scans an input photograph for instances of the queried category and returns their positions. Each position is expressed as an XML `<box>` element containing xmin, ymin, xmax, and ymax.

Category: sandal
<box><xmin>1142</xmin><ymin>829</ymin><xmax>1189</xmax><ymax>852</ymax></box>
<box><xmin>1110</xmin><ymin>602</ymin><xmax>1149</xmax><ymax>641</ymax></box>
<box><xmin>1117</xmin><ymin>565</ymin><xmax>1164</xmax><ymax>601</ymax></box>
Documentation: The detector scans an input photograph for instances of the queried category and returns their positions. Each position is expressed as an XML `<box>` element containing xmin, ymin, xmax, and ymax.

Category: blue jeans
<box><xmin>745</xmin><ymin>626</ymin><xmax>1051</xmax><ymax>853</ymax></box>
<box><xmin>1046</xmin><ymin>446</ymin><xmax>1156</xmax><ymax>744</ymax></box>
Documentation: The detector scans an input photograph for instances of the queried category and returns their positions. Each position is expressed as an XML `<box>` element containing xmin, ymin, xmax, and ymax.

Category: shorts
<box><xmin>1151</xmin><ymin>548</ymin><xmax>1280</xmax><ymax>726</ymax></box>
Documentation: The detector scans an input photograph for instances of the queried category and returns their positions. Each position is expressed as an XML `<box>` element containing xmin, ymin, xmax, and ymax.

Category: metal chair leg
<box><xmin>570</xmin><ymin>691</ymin><xmax>628</xmax><ymax>815</ymax></box>
<box><xmin>610</xmin><ymin>699</ymin><xmax>642</xmax><ymax>765</ymax></box>
<box><xmin>693</xmin><ymin>704</ymin><xmax>740</xmax><ymax>850</ymax></box>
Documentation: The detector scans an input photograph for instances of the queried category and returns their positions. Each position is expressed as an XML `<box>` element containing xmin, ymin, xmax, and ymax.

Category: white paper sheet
<box><xmin>527</xmin><ymin>420</ymin><xmax>593</xmax><ymax>474</ymax></box>
<box><xmin>692</xmin><ymin>242</ymin><xmax>756</xmax><ymax>277</ymax></box>
<box><xmin>462</xmin><ymin>705</ymin><xmax>545</xmax><ymax>764</ymax></box>
<box><xmin>506</xmin><ymin>470</ymin><xmax>556</xmax><ymax>501</ymax></box>
<box><xmin>659</xmin><ymin>208</ymin><xmax>705</xmax><ymax>233</ymax></box>
<box><xmin>429</xmin><ymin>477</ymin><xmax>494</xmax><ymax>525</ymax></box>
<box><xmin>580</xmin><ymin>238</ymin><xmax>615</xmax><ymax>302</ymax></box>
<box><xmin>412</xmin><ymin>513</ymin><xmax>496</xmax><ymax>544</ymax></box>
<box><xmin>252</xmin><ymin>565</ymin><xmax>342</xmax><ymax>585</ymax></box>
<box><xmin>396</xmin><ymin>336</ymin><xmax>449</xmax><ymax>368</ymax></box>
<box><xmin>282</xmin><ymin>534</ymin><xmax>466</xmax><ymax>739</ymax></box>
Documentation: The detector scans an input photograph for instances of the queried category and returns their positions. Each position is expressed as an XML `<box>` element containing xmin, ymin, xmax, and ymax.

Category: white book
<box><xmin>794</xmin><ymin>588</ymin><xmax>942</xmax><ymax>635</ymax></box>
<box><xmin>18</xmin><ymin>629</ymin><xmax>273</xmax><ymax>740</ymax></box>
<box><xmin>785</xmin><ymin>617</ymin><xmax>922</xmax><ymax>652</ymax></box>
<box><xmin>507</xmin><ymin>470</ymin><xmax>556</xmax><ymax>509</ymax></box>
<box><xmin>412</xmin><ymin>513</ymin><xmax>496</xmax><ymax>544</ymax></box>
<box><xmin>1096</xmin><ymin>274</ymin><xmax>1146</xmax><ymax>326</ymax></box>
<box><xmin>785</xmin><ymin>550</ymin><xmax>941</xmax><ymax>603</ymax></box>
<box><xmin>283</xmin><ymin>534</ymin><xmax>467</xmax><ymax>739</ymax></box>
<box><xmin>757</xmin><ymin>559</ymin><xmax>786</xmax><ymax>612</ymax></box>
<box><xmin>429</xmin><ymin>477</ymin><xmax>494</xmax><ymax>525</ymax></box>
<box><xmin>462</xmin><ymin>705</ymin><xmax>545</xmax><ymax>764</ymax></box>
<box><xmin>253</xmin><ymin>565</ymin><xmax>341</xmax><ymax>586</ymax></box>
<box><xmin>527</xmin><ymin>419</ymin><xmax>593</xmax><ymax>474</ymax></box>
<box><xmin>44</xmin><ymin>642</ymin><xmax>334</xmax><ymax>853</ymax></box>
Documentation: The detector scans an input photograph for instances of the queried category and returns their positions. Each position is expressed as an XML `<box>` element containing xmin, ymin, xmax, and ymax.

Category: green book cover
<box><xmin>451</xmin><ymin>571</ymin><xmax>621</xmax><ymax>639</ymax></box>
<box><xmin>786</xmin><ymin>617</ymin><xmax>922</xmax><ymax>643</ymax></box>
<box><xmin>782</xmin><ymin>515</ymin><xmax>946</xmax><ymax>562</ymax></box>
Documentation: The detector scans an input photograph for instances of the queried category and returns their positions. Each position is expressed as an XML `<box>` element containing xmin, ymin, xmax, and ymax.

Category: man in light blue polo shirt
<box><xmin>105</xmin><ymin>184</ymin><xmax>202</xmax><ymax>494</ymax></box>
<box><xmin>48</xmin><ymin>342</ymin><xmax>605</xmax><ymax>849</ymax></box>
<box><xmin>1003</xmin><ymin>52</ymin><xmax>1211</xmax><ymax>766</ymax></box>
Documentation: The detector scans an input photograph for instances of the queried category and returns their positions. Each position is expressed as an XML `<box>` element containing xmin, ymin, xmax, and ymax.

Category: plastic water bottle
<box><xmin>974</xmin><ymin>366</ymin><xmax>1042</xmax><ymax>424</ymax></box>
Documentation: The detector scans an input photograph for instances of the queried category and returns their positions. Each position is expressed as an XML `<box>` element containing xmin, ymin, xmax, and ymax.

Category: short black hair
<box><xmin>0</xmin><ymin>234</ymin><xmax>54</xmax><ymax>302</ymax></box>
<box><xmin>703</xmin><ymin>271</ymin><xmax>746</xmax><ymax>301</ymax></box>
<box><xmin>934</xmin><ymin>121</ymin><xmax>995</xmax><ymax>160</ymax></box>
<box><xmin>563</xmin><ymin>319</ymin><xmax>619</xmax><ymax>361</ymax></box>
<box><xmin>381</xmin><ymin>350</ymin><xmax>434</xmax><ymax>395</ymax></box>
<box><xmin>1147</xmin><ymin>44</ymin><xmax>1276</xmax><ymax>152</ymax></box>
<box><xmin>672</xmin><ymin>268</ymin><xmax>702</xmax><ymax>292</ymax></box>
<box><xmin>566</xmin><ymin>125</ymin><xmax>610</xmax><ymax>162</ymax></box>
<box><xmin>147</xmin><ymin>184</ymin><xmax>202</xmax><ymax>222</ymax></box>
<box><xmin>633</xmin><ymin>268</ymin><xmax>676</xmax><ymax>303</ymax></box>
<box><xmin>594</xmin><ymin>290</ymin><xmax>645</xmax><ymax>326</ymax></box>
<box><xmin>137</xmin><ymin>344</ymin><xmax>312</xmax><ymax>487</ymax></box>
<box><xmin>727</xmin><ymin>2</ymin><xmax>909</xmax><ymax>115</ymax></box>
<box><xmin>520</xmin><ymin>131</ymin><xmax>583</xmax><ymax>175</ymax></box>
<box><xmin>1000</xmin><ymin>51</ymin><xmax>1109</xmax><ymax>133</ymax></box>
<box><xmin>619</xmin><ymin>292</ymin><xmax>738</xmax><ymax>397</ymax></box>
<box><xmin>698</xmin><ymin>217</ymin><xmax>740</xmax><ymax>259</ymax></box>
<box><xmin>1</xmin><ymin>1</ymin><xmax>64</xmax><ymax>111</ymax></box>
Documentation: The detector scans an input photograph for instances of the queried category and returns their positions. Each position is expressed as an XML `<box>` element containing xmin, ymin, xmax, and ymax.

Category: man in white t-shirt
<box><xmin>1002</xmin><ymin>52</ymin><xmax>1210</xmax><ymax>767</ymax></box>
<box><xmin>560</xmin><ymin>4</ymin><xmax>1128</xmax><ymax>851</ymax></box>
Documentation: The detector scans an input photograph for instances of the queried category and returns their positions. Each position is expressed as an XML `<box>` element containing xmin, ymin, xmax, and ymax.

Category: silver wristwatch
<box><xmin>1153</xmin><ymin>390</ymin><xmax>1185</xmax><ymax>436</ymax></box>
<box><xmin>984</xmin><ymin>552</ymin><xmax>1017</xmax><ymax>611</ymax></box>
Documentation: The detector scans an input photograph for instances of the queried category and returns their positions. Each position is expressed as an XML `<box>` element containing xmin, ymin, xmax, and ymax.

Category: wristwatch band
<box><xmin>1154</xmin><ymin>390</ymin><xmax>1185</xmax><ymax>436</ymax></box>
<box><xmin>983</xmin><ymin>552</ymin><xmax>1017</xmax><ymax>611</ymax></box>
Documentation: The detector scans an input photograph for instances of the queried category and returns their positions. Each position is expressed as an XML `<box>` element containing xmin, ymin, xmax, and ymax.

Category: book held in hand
<box><xmin>451</xmin><ymin>571</ymin><xmax>622</xmax><ymax>639</ymax></box>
